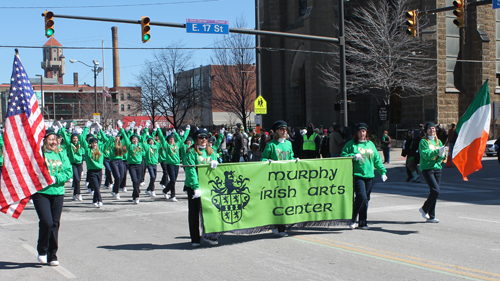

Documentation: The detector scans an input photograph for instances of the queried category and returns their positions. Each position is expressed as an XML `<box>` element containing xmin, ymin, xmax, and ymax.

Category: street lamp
<box><xmin>69</xmin><ymin>59</ymin><xmax>103</xmax><ymax>114</ymax></box>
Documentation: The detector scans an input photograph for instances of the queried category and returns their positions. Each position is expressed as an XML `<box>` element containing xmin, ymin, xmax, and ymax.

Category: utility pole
<box><xmin>339</xmin><ymin>0</ymin><xmax>347</xmax><ymax>127</ymax></box>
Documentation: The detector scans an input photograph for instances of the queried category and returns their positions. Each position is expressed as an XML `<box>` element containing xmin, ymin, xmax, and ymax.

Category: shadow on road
<box><xmin>0</xmin><ymin>261</ymin><xmax>43</xmax><ymax>269</ymax></box>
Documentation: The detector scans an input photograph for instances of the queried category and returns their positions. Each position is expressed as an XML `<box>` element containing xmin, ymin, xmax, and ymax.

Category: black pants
<box><xmin>186</xmin><ymin>188</ymin><xmax>201</xmax><ymax>243</ymax></box>
<box><xmin>146</xmin><ymin>165</ymin><xmax>157</xmax><ymax>191</ymax></box>
<box><xmin>110</xmin><ymin>159</ymin><xmax>125</xmax><ymax>194</ymax></box>
<box><xmin>421</xmin><ymin>169</ymin><xmax>441</xmax><ymax>219</ymax></box>
<box><xmin>103</xmin><ymin>158</ymin><xmax>113</xmax><ymax>187</ymax></box>
<box><xmin>71</xmin><ymin>163</ymin><xmax>83</xmax><ymax>196</ymax></box>
<box><xmin>88</xmin><ymin>169</ymin><xmax>102</xmax><ymax>203</ymax></box>
<box><xmin>128</xmin><ymin>164</ymin><xmax>142</xmax><ymax>199</ymax></box>
<box><xmin>32</xmin><ymin>193</ymin><xmax>64</xmax><ymax>262</ymax></box>
<box><xmin>352</xmin><ymin>176</ymin><xmax>374</xmax><ymax>226</ymax></box>
<box><xmin>302</xmin><ymin>150</ymin><xmax>317</xmax><ymax>159</ymax></box>
<box><xmin>141</xmin><ymin>158</ymin><xmax>146</xmax><ymax>183</ymax></box>
<box><xmin>159</xmin><ymin>162</ymin><xmax>169</xmax><ymax>186</ymax></box>
<box><xmin>120</xmin><ymin>162</ymin><xmax>129</xmax><ymax>190</ymax></box>
<box><xmin>233</xmin><ymin>151</ymin><xmax>241</xmax><ymax>162</ymax></box>
<box><xmin>164</xmin><ymin>164</ymin><xmax>179</xmax><ymax>197</ymax></box>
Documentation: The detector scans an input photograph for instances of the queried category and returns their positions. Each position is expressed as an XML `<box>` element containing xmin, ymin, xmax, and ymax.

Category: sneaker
<box><xmin>205</xmin><ymin>239</ymin><xmax>218</xmax><ymax>245</ymax></box>
<box><xmin>94</xmin><ymin>202</ymin><xmax>99</xmax><ymax>208</ymax></box>
<box><xmin>151</xmin><ymin>191</ymin><xmax>157</xmax><ymax>197</ymax></box>
<box><xmin>111</xmin><ymin>191</ymin><xmax>116</xmax><ymax>197</ymax></box>
<box><xmin>29</xmin><ymin>199</ymin><xmax>33</xmax><ymax>204</ymax></box>
<box><xmin>192</xmin><ymin>243</ymin><xmax>201</xmax><ymax>247</ymax></box>
<box><xmin>145</xmin><ymin>190</ymin><xmax>151</xmax><ymax>196</ymax></box>
<box><xmin>170</xmin><ymin>197</ymin><xmax>178</xmax><ymax>202</ymax></box>
<box><xmin>360</xmin><ymin>225</ymin><xmax>371</xmax><ymax>230</ymax></box>
<box><xmin>69</xmin><ymin>178</ymin><xmax>73</xmax><ymax>183</ymax></box>
<box><xmin>72</xmin><ymin>195</ymin><xmax>78</xmax><ymax>200</ymax></box>
<box><xmin>278</xmin><ymin>232</ymin><xmax>288</xmax><ymax>237</ymax></box>
<box><xmin>163</xmin><ymin>192</ymin><xmax>170</xmax><ymax>199</ymax></box>
<box><xmin>140</xmin><ymin>182</ymin><xmax>145</xmax><ymax>186</ymax></box>
<box><xmin>419</xmin><ymin>208</ymin><xmax>430</xmax><ymax>220</ymax></box>
<box><xmin>37</xmin><ymin>255</ymin><xmax>47</xmax><ymax>264</ymax></box>
<box><xmin>349</xmin><ymin>222</ymin><xmax>357</xmax><ymax>229</ymax></box>
<box><xmin>78</xmin><ymin>195</ymin><xmax>82</xmax><ymax>201</ymax></box>
<box><xmin>105</xmin><ymin>185</ymin><xmax>110</xmax><ymax>189</ymax></box>
<box><xmin>123</xmin><ymin>187</ymin><xmax>128</xmax><ymax>192</ymax></box>
<box><xmin>86</xmin><ymin>182</ymin><xmax>89</xmax><ymax>187</ymax></box>
<box><xmin>411</xmin><ymin>176</ymin><xmax>421</xmax><ymax>183</ymax></box>
<box><xmin>98</xmin><ymin>202</ymin><xmax>103</xmax><ymax>207</ymax></box>
<box><xmin>272</xmin><ymin>229</ymin><xmax>279</xmax><ymax>235</ymax></box>
<box><xmin>91</xmin><ymin>191</ymin><xmax>94</xmax><ymax>196</ymax></box>
<box><xmin>87</xmin><ymin>188</ymin><xmax>92</xmax><ymax>193</ymax></box>
<box><xmin>49</xmin><ymin>260</ymin><xmax>59</xmax><ymax>266</ymax></box>
<box><xmin>115</xmin><ymin>193</ymin><xmax>121</xmax><ymax>200</ymax></box>
<box><xmin>426</xmin><ymin>218</ymin><xmax>439</xmax><ymax>223</ymax></box>
<box><xmin>133</xmin><ymin>198</ymin><xmax>140</xmax><ymax>204</ymax></box>
<box><xmin>160</xmin><ymin>184</ymin><xmax>166</xmax><ymax>189</ymax></box>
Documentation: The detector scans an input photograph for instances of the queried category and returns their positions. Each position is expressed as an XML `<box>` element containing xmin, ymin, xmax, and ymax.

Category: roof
<box><xmin>43</xmin><ymin>37</ymin><xmax>62</xmax><ymax>47</ymax></box>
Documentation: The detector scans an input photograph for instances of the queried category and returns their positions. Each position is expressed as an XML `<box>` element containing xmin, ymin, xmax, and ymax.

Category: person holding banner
<box><xmin>261</xmin><ymin>120</ymin><xmax>296</xmax><ymax>237</ymax></box>
<box><xmin>341</xmin><ymin>123</ymin><xmax>387</xmax><ymax>230</ymax></box>
<box><xmin>33</xmin><ymin>128</ymin><xmax>72</xmax><ymax>266</ymax></box>
<box><xmin>184</xmin><ymin>128</ymin><xmax>219</xmax><ymax>247</ymax></box>
<box><xmin>418</xmin><ymin>122</ymin><xmax>446</xmax><ymax>223</ymax></box>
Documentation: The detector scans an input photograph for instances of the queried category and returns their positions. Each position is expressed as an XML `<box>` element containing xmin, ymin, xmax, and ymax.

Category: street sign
<box><xmin>254</xmin><ymin>96</ymin><xmax>267</xmax><ymax>115</ymax></box>
<box><xmin>494</xmin><ymin>0</ymin><xmax>500</xmax><ymax>9</ymax></box>
<box><xmin>186</xmin><ymin>19</ymin><xmax>229</xmax><ymax>34</ymax></box>
<box><xmin>93</xmin><ymin>113</ymin><xmax>100</xmax><ymax>124</ymax></box>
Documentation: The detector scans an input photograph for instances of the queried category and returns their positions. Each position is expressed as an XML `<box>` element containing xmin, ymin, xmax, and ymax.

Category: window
<box><xmin>127</xmin><ymin>93</ymin><xmax>130</xmax><ymax>99</ymax></box>
<box><xmin>127</xmin><ymin>104</ymin><xmax>131</xmax><ymax>110</ymax></box>
<box><xmin>121</xmin><ymin>104</ymin><xmax>124</xmax><ymax>111</ymax></box>
<box><xmin>299</xmin><ymin>0</ymin><xmax>307</xmax><ymax>16</ymax></box>
<box><xmin>120</xmin><ymin>93</ymin><xmax>124</xmax><ymax>100</ymax></box>
<box><xmin>446</xmin><ymin>0</ymin><xmax>459</xmax><ymax>87</ymax></box>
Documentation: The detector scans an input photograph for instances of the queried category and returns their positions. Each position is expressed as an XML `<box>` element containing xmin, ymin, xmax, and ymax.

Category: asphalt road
<box><xmin>1</xmin><ymin>149</ymin><xmax>500</xmax><ymax>280</ymax></box>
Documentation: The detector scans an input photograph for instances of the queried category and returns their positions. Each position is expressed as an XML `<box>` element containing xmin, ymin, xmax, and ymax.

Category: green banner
<box><xmin>198</xmin><ymin>158</ymin><xmax>353</xmax><ymax>234</ymax></box>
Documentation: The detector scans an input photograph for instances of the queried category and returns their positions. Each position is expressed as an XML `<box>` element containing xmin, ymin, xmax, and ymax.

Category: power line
<box><xmin>0</xmin><ymin>0</ymin><xmax>219</xmax><ymax>9</ymax></box>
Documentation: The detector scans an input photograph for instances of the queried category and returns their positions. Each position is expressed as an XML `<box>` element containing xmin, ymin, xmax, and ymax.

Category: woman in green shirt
<box><xmin>80</xmin><ymin>124</ymin><xmax>106</xmax><ymax>207</ymax></box>
<box><xmin>143</xmin><ymin>133</ymin><xmax>160</xmax><ymax>197</ymax></box>
<box><xmin>118</xmin><ymin>120</ymin><xmax>144</xmax><ymax>204</ymax></box>
<box><xmin>33</xmin><ymin>128</ymin><xmax>72</xmax><ymax>266</ymax></box>
<box><xmin>341</xmin><ymin>123</ymin><xmax>387</xmax><ymax>230</ymax></box>
<box><xmin>59</xmin><ymin>126</ymin><xmax>84</xmax><ymax>201</ymax></box>
<box><xmin>418</xmin><ymin>122</ymin><xmax>446</xmax><ymax>223</ymax></box>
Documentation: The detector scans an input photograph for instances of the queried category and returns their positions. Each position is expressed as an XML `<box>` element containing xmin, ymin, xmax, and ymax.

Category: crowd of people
<box><xmin>21</xmin><ymin>118</ymin><xmax>454</xmax><ymax>266</ymax></box>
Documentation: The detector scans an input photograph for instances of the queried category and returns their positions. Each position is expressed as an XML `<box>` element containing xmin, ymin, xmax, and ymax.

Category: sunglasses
<box><xmin>198</xmin><ymin>136</ymin><xmax>208</xmax><ymax>139</ymax></box>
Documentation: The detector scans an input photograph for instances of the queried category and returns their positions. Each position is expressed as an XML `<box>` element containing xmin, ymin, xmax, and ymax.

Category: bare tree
<box><xmin>321</xmin><ymin>0</ymin><xmax>436</xmax><ymax>108</ymax></box>
<box><xmin>133</xmin><ymin>43</ymin><xmax>200</xmax><ymax>129</ymax></box>
<box><xmin>211</xmin><ymin>18</ymin><xmax>256</xmax><ymax>131</ymax></box>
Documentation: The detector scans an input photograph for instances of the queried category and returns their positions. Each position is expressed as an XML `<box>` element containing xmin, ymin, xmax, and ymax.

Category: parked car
<box><xmin>485</xmin><ymin>139</ymin><xmax>497</xmax><ymax>157</ymax></box>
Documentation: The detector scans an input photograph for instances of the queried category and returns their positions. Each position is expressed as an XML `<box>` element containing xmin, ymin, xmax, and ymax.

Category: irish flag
<box><xmin>452</xmin><ymin>79</ymin><xmax>491</xmax><ymax>181</ymax></box>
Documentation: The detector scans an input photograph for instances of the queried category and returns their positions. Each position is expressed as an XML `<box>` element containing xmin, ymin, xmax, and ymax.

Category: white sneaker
<box><xmin>49</xmin><ymin>260</ymin><xmax>59</xmax><ymax>266</ymax></box>
<box><xmin>69</xmin><ymin>178</ymin><xmax>73</xmax><ymax>183</ymax></box>
<box><xmin>205</xmin><ymin>239</ymin><xmax>218</xmax><ymax>245</ymax></box>
<box><xmin>140</xmin><ymin>182</ymin><xmax>145</xmax><ymax>186</ymax></box>
<box><xmin>419</xmin><ymin>208</ymin><xmax>430</xmax><ymax>220</ymax></box>
<box><xmin>133</xmin><ymin>198</ymin><xmax>140</xmax><ymax>204</ymax></box>
<box><xmin>192</xmin><ymin>243</ymin><xmax>201</xmax><ymax>247</ymax></box>
<box><xmin>87</xmin><ymin>188</ymin><xmax>91</xmax><ymax>193</ymax></box>
<box><xmin>360</xmin><ymin>225</ymin><xmax>371</xmax><ymax>230</ymax></box>
<box><xmin>105</xmin><ymin>185</ymin><xmax>110</xmax><ymax>189</ymax></box>
<box><xmin>115</xmin><ymin>193</ymin><xmax>121</xmax><ymax>200</ymax></box>
<box><xmin>349</xmin><ymin>222</ymin><xmax>357</xmax><ymax>229</ymax></box>
<box><xmin>163</xmin><ymin>192</ymin><xmax>170</xmax><ymax>199</ymax></box>
<box><xmin>29</xmin><ymin>199</ymin><xmax>33</xmax><ymax>204</ymax></box>
<box><xmin>146</xmin><ymin>190</ymin><xmax>152</xmax><ymax>197</ymax></box>
<box><xmin>78</xmin><ymin>195</ymin><xmax>82</xmax><ymax>201</ymax></box>
<box><xmin>98</xmin><ymin>202</ymin><xmax>103</xmax><ymax>207</ymax></box>
<box><xmin>72</xmin><ymin>195</ymin><xmax>78</xmax><ymax>200</ymax></box>
<box><xmin>94</xmin><ymin>202</ymin><xmax>99</xmax><ymax>208</ymax></box>
<box><xmin>426</xmin><ymin>218</ymin><xmax>439</xmax><ymax>223</ymax></box>
<box><xmin>91</xmin><ymin>191</ymin><xmax>94</xmax><ymax>196</ymax></box>
<box><xmin>160</xmin><ymin>185</ymin><xmax>166</xmax><ymax>189</ymax></box>
<box><xmin>111</xmin><ymin>191</ymin><xmax>116</xmax><ymax>197</ymax></box>
<box><xmin>151</xmin><ymin>191</ymin><xmax>156</xmax><ymax>197</ymax></box>
<box><xmin>123</xmin><ymin>187</ymin><xmax>128</xmax><ymax>192</ymax></box>
<box><xmin>170</xmin><ymin>197</ymin><xmax>178</xmax><ymax>202</ymax></box>
<box><xmin>86</xmin><ymin>182</ymin><xmax>89</xmax><ymax>187</ymax></box>
<box><xmin>37</xmin><ymin>255</ymin><xmax>47</xmax><ymax>264</ymax></box>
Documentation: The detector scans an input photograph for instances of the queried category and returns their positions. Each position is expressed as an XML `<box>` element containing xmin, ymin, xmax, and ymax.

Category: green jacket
<box><xmin>38</xmin><ymin>149</ymin><xmax>73</xmax><ymax>195</ymax></box>
<box><xmin>142</xmin><ymin>134</ymin><xmax>160</xmax><ymax>166</ymax></box>
<box><xmin>419</xmin><ymin>137</ymin><xmax>445</xmax><ymax>170</ymax></box>
<box><xmin>80</xmin><ymin>127</ymin><xmax>105</xmax><ymax>170</ymax></box>
<box><xmin>341</xmin><ymin>140</ymin><xmax>386</xmax><ymax>178</ymax></box>
<box><xmin>58</xmin><ymin>128</ymin><xmax>83</xmax><ymax>164</ymax></box>
<box><xmin>261</xmin><ymin>139</ymin><xmax>295</xmax><ymax>161</ymax></box>
<box><xmin>120</xmin><ymin>128</ymin><xmax>144</xmax><ymax>164</ymax></box>
<box><xmin>184</xmin><ymin>147</ymin><xmax>217</xmax><ymax>189</ymax></box>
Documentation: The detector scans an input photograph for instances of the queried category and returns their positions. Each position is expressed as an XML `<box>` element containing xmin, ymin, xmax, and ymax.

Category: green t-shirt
<box><xmin>419</xmin><ymin>137</ymin><xmax>445</xmax><ymax>170</ymax></box>
<box><xmin>261</xmin><ymin>139</ymin><xmax>295</xmax><ymax>161</ymax></box>
<box><xmin>80</xmin><ymin>127</ymin><xmax>105</xmax><ymax>170</ymax></box>
<box><xmin>341</xmin><ymin>139</ymin><xmax>387</xmax><ymax>178</ymax></box>
<box><xmin>59</xmin><ymin>128</ymin><xmax>83</xmax><ymax>164</ymax></box>
<box><xmin>120</xmin><ymin>128</ymin><xmax>144</xmax><ymax>164</ymax></box>
<box><xmin>143</xmin><ymin>137</ymin><xmax>160</xmax><ymax>166</ymax></box>
<box><xmin>38</xmin><ymin>149</ymin><xmax>73</xmax><ymax>195</ymax></box>
<box><xmin>184</xmin><ymin>147</ymin><xmax>217</xmax><ymax>189</ymax></box>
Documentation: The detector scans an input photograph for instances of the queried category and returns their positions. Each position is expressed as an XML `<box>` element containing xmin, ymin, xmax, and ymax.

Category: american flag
<box><xmin>103</xmin><ymin>88</ymin><xmax>111</xmax><ymax>98</ymax></box>
<box><xmin>0</xmin><ymin>54</ymin><xmax>53</xmax><ymax>219</ymax></box>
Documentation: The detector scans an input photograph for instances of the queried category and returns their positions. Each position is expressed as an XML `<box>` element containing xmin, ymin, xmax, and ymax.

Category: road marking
<box><xmin>458</xmin><ymin>217</ymin><xmax>500</xmax><ymax>224</ymax></box>
<box><xmin>22</xmin><ymin>244</ymin><xmax>77</xmax><ymax>279</ymax></box>
<box><xmin>294</xmin><ymin>236</ymin><xmax>500</xmax><ymax>281</ymax></box>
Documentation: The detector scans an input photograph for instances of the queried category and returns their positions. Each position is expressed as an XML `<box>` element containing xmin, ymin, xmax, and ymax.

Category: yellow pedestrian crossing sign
<box><xmin>254</xmin><ymin>96</ymin><xmax>267</xmax><ymax>114</ymax></box>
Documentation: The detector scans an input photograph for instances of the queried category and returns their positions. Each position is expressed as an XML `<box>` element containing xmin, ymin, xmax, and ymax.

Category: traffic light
<box><xmin>453</xmin><ymin>0</ymin><xmax>465</xmax><ymax>28</ymax></box>
<box><xmin>141</xmin><ymin>16</ymin><xmax>150</xmax><ymax>43</ymax></box>
<box><xmin>43</xmin><ymin>11</ymin><xmax>54</xmax><ymax>38</ymax></box>
<box><xmin>405</xmin><ymin>10</ymin><xmax>417</xmax><ymax>37</ymax></box>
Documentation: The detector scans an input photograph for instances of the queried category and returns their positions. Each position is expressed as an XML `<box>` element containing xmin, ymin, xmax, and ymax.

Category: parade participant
<box><xmin>302</xmin><ymin>123</ymin><xmax>320</xmax><ymax>159</ymax></box>
<box><xmin>101</xmin><ymin>131</ymin><xmax>113</xmax><ymax>190</ymax></box>
<box><xmin>119</xmin><ymin>122</ymin><xmax>135</xmax><ymax>193</ymax></box>
<box><xmin>408</xmin><ymin>129</ymin><xmax>422</xmax><ymax>183</ymax></box>
<box><xmin>156</xmin><ymin>124</ymin><xmax>190</xmax><ymax>201</ymax></box>
<box><xmin>261</xmin><ymin>120</ymin><xmax>296</xmax><ymax>237</ymax></box>
<box><xmin>100</xmin><ymin>129</ymin><xmax>126</xmax><ymax>200</ymax></box>
<box><xmin>80</xmin><ymin>122</ymin><xmax>106</xmax><ymax>207</ymax></box>
<box><xmin>381</xmin><ymin>130</ymin><xmax>391</xmax><ymax>164</ymax></box>
<box><xmin>184</xmin><ymin>128</ymin><xmax>219</xmax><ymax>247</ymax></box>
<box><xmin>418</xmin><ymin>122</ymin><xmax>446</xmax><ymax>223</ymax></box>
<box><xmin>58</xmin><ymin>125</ymin><xmax>84</xmax><ymax>201</ymax></box>
<box><xmin>118</xmin><ymin>120</ymin><xmax>144</xmax><ymax>204</ymax></box>
<box><xmin>33</xmin><ymin>128</ymin><xmax>72</xmax><ymax>266</ymax></box>
<box><xmin>341</xmin><ymin>123</ymin><xmax>387</xmax><ymax>230</ymax></box>
<box><xmin>142</xmin><ymin>124</ymin><xmax>160</xmax><ymax>197</ymax></box>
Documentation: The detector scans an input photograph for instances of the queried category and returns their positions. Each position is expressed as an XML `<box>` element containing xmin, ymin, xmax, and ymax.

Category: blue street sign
<box><xmin>186</xmin><ymin>19</ymin><xmax>229</xmax><ymax>34</ymax></box>
<box><xmin>494</xmin><ymin>0</ymin><xmax>500</xmax><ymax>9</ymax></box>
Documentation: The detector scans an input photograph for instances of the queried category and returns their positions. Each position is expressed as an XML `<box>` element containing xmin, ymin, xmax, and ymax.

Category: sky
<box><xmin>0</xmin><ymin>0</ymin><xmax>255</xmax><ymax>87</ymax></box>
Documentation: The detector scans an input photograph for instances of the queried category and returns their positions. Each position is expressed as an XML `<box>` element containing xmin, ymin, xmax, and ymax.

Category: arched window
<box><xmin>127</xmin><ymin>104</ymin><xmax>131</xmax><ymax>110</ymax></box>
<box><xmin>120</xmin><ymin>93</ymin><xmax>124</xmax><ymax>100</ymax></box>
<box><xmin>121</xmin><ymin>104</ymin><xmax>124</xmax><ymax>111</ymax></box>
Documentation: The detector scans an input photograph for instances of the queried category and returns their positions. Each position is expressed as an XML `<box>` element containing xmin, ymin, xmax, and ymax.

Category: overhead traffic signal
<box><xmin>405</xmin><ymin>10</ymin><xmax>417</xmax><ymax>37</ymax></box>
<box><xmin>141</xmin><ymin>16</ymin><xmax>150</xmax><ymax>43</ymax></box>
<box><xmin>453</xmin><ymin>1</ymin><xmax>465</xmax><ymax>28</ymax></box>
<box><xmin>43</xmin><ymin>11</ymin><xmax>54</xmax><ymax>38</ymax></box>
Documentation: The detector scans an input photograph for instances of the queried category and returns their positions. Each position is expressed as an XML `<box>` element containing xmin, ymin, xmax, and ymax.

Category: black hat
<box><xmin>45</xmin><ymin>128</ymin><xmax>57</xmax><ymax>138</ymax></box>
<box><xmin>185</xmin><ymin>137</ymin><xmax>193</xmax><ymax>143</ymax></box>
<box><xmin>70</xmin><ymin>133</ymin><xmax>80</xmax><ymax>139</ymax></box>
<box><xmin>130</xmin><ymin>134</ymin><xmax>139</xmax><ymax>141</ymax></box>
<box><xmin>271</xmin><ymin>120</ymin><xmax>287</xmax><ymax>132</ymax></box>
<box><xmin>193</xmin><ymin>129</ymin><xmax>208</xmax><ymax>139</ymax></box>
<box><xmin>166</xmin><ymin>134</ymin><xmax>175</xmax><ymax>140</ymax></box>
<box><xmin>89</xmin><ymin>137</ymin><xmax>98</xmax><ymax>144</ymax></box>
<box><xmin>86</xmin><ymin>133</ymin><xmax>93</xmax><ymax>139</ymax></box>
<box><xmin>354</xmin><ymin>123</ymin><xmax>368</xmax><ymax>132</ymax></box>
<box><xmin>424</xmin><ymin>122</ymin><xmax>436</xmax><ymax>131</ymax></box>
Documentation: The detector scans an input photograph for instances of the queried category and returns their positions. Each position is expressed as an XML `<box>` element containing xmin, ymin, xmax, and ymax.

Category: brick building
<box><xmin>258</xmin><ymin>0</ymin><xmax>500</xmax><ymax>138</ymax></box>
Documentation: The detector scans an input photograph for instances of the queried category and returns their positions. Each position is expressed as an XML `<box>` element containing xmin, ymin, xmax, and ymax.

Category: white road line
<box><xmin>457</xmin><ymin>217</ymin><xmax>500</xmax><ymax>224</ymax></box>
<box><xmin>22</xmin><ymin>244</ymin><xmax>77</xmax><ymax>279</ymax></box>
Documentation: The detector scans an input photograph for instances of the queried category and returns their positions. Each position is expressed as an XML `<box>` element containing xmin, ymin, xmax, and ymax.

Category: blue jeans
<box><xmin>382</xmin><ymin>147</ymin><xmax>390</xmax><ymax>163</ymax></box>
<box><xmin>110</xmin><ymin>159</ymin><xmax>125</xmax><ymax>194</ymax></box>
<box><xmin>87</xmin><ymin>169</ymin><xmax>102</xmax><ymax>203</ymax></box>
<box><xmin>421</xmin><ymin>169</ymin><xmax>441</xmax><ymax>219</ymax></box>
<box><xmin>352</xmin><ymin>176</ymin><xmax>374</xmax><ymax>226</ymax></box>
<box><xmin>159</xmin><ymin>162</ymin><xmax>169</xmax><ymax>186</ymax></box>
<box><xmin>147</xmin><ymin>165</ymin><xmax>157</xmax><ymax>191</ymax></box>
<box><xmin>164</xmin><ymin>164</ymin><xmax>179</xmax><ymax>198</ymax></box>
<box><xmin>71</xmin><ymin>163</ymin><xmax>83</xmax><ymax>196</ymax></box>
<box><xmin>128</xmin><ymin>164</ymin><xmax>142</xmax><ymax>199</ymax></box>
<box><xmin>103</xmin><ymin>158</ymin><xmax>113</xmax><ymax>187</ymax></box>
